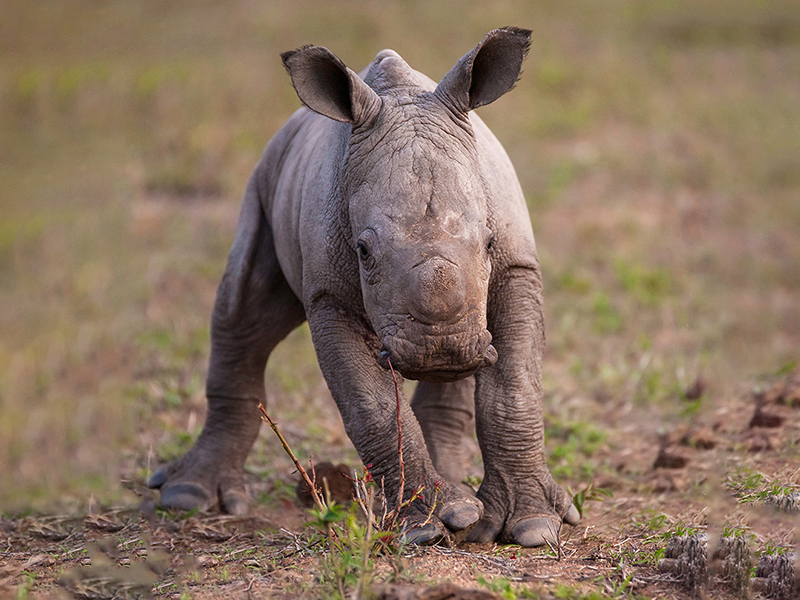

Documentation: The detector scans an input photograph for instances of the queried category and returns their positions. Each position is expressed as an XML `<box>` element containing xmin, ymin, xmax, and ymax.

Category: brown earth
<box><xmin>3</xmin><ymin>369</ymin><xmax>798</xmax><ymax>599</ymax></box>
<box><xmin>2</xmin><ymin>1</ymin><xmax>800</xmax><ymax>599</ymax></box>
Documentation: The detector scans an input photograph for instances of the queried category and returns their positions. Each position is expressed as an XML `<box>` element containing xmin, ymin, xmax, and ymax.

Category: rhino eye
<box><xmin>356</xmin><ymin>230</ymin><xmax>378</xmax><ymax>272</ymax></box>
<box><xmin>486</xmin><ymin>234</ymin><xmax>496</xmax><ymax>253</ymax></box>
<box><xmin>357</xmin><ymin>241</ymin><xmax>370</xmax><ymax>261</ymax></box>
<box><xmin>357</xmin><ymin>240</ymin><xmax>377</xmax><ymax>272</ymax></box>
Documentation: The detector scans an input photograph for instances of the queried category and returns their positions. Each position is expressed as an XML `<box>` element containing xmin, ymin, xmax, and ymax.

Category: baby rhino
<box><xmin>148</xmin><ymin>27</ymin><xmax>579</xmax><ymax>546</ymax></box>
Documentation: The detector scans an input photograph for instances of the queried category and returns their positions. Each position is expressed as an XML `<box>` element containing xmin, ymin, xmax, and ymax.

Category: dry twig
<box><xmin>258</xmin><ymin>403</ymin><xmax>324</xmax><ymax>512</ymax></box>
<box><xmin>386</xmin><ymin>357</ymin><xmax>406</xmax><ymax>515</ymax></box>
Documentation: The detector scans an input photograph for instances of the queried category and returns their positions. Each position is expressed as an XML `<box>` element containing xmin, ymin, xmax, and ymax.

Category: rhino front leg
<box><xmin>468</xmin><ymin>268</ymin><xmax>579</xmax><ymax>547</ymax></box>
<box><xmin>148</xmin><ymin>181</ymin><xmax>305</xmax><ymax>515</ymax></box>
<box><xmin>411</xmin><ymin>378</ymin><xmax>475</xmax><ymax>487</ymax></box>
<box><xmin>307</xmin><ymin>298</ymin><xmax>483</xmax><ymax>542</ymax></box>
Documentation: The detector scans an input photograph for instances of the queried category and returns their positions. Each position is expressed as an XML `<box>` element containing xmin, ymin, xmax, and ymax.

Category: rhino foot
<box><xmin>147</xmin><ymin>448</ymin><xmax>251</xmax><ymax>516</ymax></box>
<box><xmin>392</xmin><ymin>483</ymin><xmax>483</xmax><ymax>546</ymax></box>
<box><xmin>147</xmin><ymin>397</ymin><xmax>261</xmax><ymax>516</ymax></box>
<box><xmin>466</xmin><ymin>475</ymin><xmax>579</xmax><ymax>547</ymax></box>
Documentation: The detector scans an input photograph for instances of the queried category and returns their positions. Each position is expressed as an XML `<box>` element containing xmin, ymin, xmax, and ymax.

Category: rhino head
<box><xmin>283</xmin><ymin>27</ymin><xmax>531</xmax><ymax>382</ymax></box>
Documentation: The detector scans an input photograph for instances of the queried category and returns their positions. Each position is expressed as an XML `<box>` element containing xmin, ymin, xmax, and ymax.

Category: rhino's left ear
<box><xmin>281</xmin><ymin>46</ymin><xmax>382</xmax><ymax>126</ymax></box>
<box><xmin>435</xmin><ymin>27</ymin><xmax>531</xmax><ymax>114</ymax></box>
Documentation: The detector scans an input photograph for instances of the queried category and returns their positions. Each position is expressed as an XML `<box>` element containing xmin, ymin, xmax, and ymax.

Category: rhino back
<box><xmin>255</xmin><ymin>107</ymin><xmax>350</xmax><ymax>301</ymax></box>
<box><xmin>470</xmin><ymin>113</ymin><xmax>538</xmax><ymax>270</ymax></box>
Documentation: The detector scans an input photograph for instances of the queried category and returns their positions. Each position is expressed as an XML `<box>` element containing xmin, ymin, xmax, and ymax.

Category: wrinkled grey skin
<box><xmin>148</xmin><ymin>27</ymin><xmax>580</xmax><ymax>547</ymax></box>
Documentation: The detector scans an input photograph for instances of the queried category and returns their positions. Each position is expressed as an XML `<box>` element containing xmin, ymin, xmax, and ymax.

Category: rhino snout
<box><xmin>377</xmin><ymin>329</ymin><xmax>497</xmax><ymax>382</ymax></box>
<box><xmin>409</xmin><ymin>257</ymin><xmax>467</xmax><ymax>325</ymax></box>
<box><xmin>379</xmin><ymin>343</ymin><xmax>497</xmax><ymax>371</ymax></box>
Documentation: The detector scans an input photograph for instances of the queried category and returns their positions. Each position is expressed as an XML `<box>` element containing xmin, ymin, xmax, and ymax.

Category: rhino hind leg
<box><xmin>410</xmin><ymin>378</ymin><xmax>475</xmax><ymax>488</ymax></box>
<box><xmin>148</xmin><ymin>182</ymin><xmax>306</xmax><ymax>515</ymax></box>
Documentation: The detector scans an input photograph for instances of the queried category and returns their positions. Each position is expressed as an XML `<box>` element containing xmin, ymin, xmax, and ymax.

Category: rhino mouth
<box><xmin>378</xmin><ymin>343</ymin><xmax>497</xmax><ymax>382</ymax></box>
<box><xmin>376</xmin><ymin>315</ymin><xmax>497</xmax><ymax>382</ymax></box>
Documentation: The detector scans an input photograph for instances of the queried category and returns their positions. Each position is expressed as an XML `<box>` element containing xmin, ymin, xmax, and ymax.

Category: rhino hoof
<box><xmin>464</xmin><ymin>518</ymin><xmax>501</xmax><ymax>544</ymax></box>
<box><xmin>564</xmin><ymin>503</ymin><xmax>581</xmax><ymax>526</ymax></box>
<box><xmin>154</xmin><ymin>482</ymin><xmax>214</xmax><ymax>513</ymax></box>
<box><xmin>147</xmin><ymin>469</ymin><xmax>169</xmax><ymax>489</ymax></box>
<box><xmin>509</xmin><ymin>517</ymin><xmax>562</xmax><ymax>548</ymax></box>
<box><xmin>401</xmin><ymin>522</ymin><xmax>444</xmax><ymax>546</ymax></box>
<box><xmin>439</xmin><ymin>500</ymin><xmax>482</xmax><ymax>531</ymax></box>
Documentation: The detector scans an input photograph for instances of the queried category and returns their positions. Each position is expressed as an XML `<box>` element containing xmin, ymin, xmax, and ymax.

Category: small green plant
<box><xmin>591</xmin><ymin>292</ymin><xmax>623</xmax><ymax>334</ymax></box>
<box><xmin>259</xmin><ymin>367</ymin><xmax>433</xmax><ymax>600</ymax></box>
<box><xmin>666</xmin><ymin>521</ymin><xmax>701</xmax><ymax>539</ymax></box>
<box><xmin>761</xmin><ymin>540</ymin><xmax>790</xmax><ymax>556</ymax></box>
<box><xmin>613</xmin><ymin>259</ymin><xmax>672</xmax><ymax>306</ymax></box>
<box><xmin>476</xmin><ymin>575</ymin><xmax>537</xmax><ymax>599</ymax></box>
<box><xmin>547</xmin><ymin>420</ymin><xmax>607</xmax><ymax>479</ymax></box>
<box><xmin>642</xmin><ymin>515</ymin><xmax>700</xmax><ymax>542</ymax></box>
<box><xmin>603</xmin><ymin>559</ymin><xmax>635</xmax><ymax>598</ymax></box>
<box><xmin>462</xmin><ymin>474</ymin><xmax>482</xmax><ymax>493</ymax></box>
<box><xmin>552</xmin><ymin>582</ymin><xmax>616</xmax><ymax>599</ymax></box>
<box><xmin>16</xmin><ymin>572</ymin><xmax>36</xmax><ymax>599</ymax></box>
<box><xmin>309</xmin><ymin>465</ymin><xmax>427</xmax><ymax>600</ymax></box>
<box><xmin>645</xmin><ymin>512</ymin><xmax>667</xmax><ymax>530</ymax></box>
<box><xmin>721</xmin><ymin>522</ymin><xmax>752</xmax><ymax>539</ymax></box>
<box><xmin>571</xmin><ymin>481</ymin><xmax>613</xmax><ymax>519</ymax></box>
<box><xmin>725</xmin><ymin>467</ymin><xmax>800</xmax><ymax>506</ymax></box>
<box><xmin>313</xmin><ymin>499</ymin><xmax>378</xmax><ymax>600</ymax></box>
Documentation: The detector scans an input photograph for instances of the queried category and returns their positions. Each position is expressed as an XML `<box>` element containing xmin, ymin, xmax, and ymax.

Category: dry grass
<box><xmin>1</xmin><ymin>0</ymin><xmax>799</xmax><ymax>597</ymax></box>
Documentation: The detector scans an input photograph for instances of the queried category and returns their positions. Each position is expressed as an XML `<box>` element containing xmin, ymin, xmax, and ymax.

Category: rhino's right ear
<box><xmin>435</xmin><ymin>27</ymin><xmax>532</xmax><ymax>114</ymax></box>
<box><xmin>281</xmin><ymin>46</ymin><xmax>382</xmax><ymax>126</ymax></box>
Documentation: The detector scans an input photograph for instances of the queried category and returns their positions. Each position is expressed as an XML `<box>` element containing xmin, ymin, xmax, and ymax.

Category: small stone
<box><xmin>681</xmin><ymin>427</ymin><xmax>718</xmax><ymax>450</ymax></box>
<box><xmin>653</xmin><ymin>448</ymin><xmax>689</xmax><ymax>470</ymax></box>
<box><xmin>197</xmin><ymin>554</ymin><xmax>219</xmax><ymax>568</ymax></box>
<box><xmin>22</xmin><ymin>554</ymin><xmax>55</xmax><ymax>569</ymax></box>
<box><xmin>658</xmin><ymin>534</ymin><xmax>707</xmax><ymax>593</ymax></box>
<box><xmin>296</xmin><ymin>462</ymin><xmax>354</xmax><ymax>508</ymax></box>
<box><xmin>753</xmin><ymin>552</ymin><xmax>798</xmax><ymax>600</ymax></box>
<box><xmin>717</xmin><ymin>536</ymin><xmax>751</xmax><ymax>597</ymax></box>
<box><xmin>684</xmin><ymin>377</ymin><xmax>706</xmax><ymax>400</ymax></box>
<box><xmin>749</xmin><ymin>407</ymin><xmax>784</xmax><ymax>429</ymax></box>
<box><xmin>766</xmin><ymin>492</ymin><xmax>800</xmax><ymax>513</ymax></box>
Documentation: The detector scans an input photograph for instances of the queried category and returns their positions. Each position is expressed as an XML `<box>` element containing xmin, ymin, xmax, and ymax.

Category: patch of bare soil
<box><xmin>3</xmin><ymin>371</ymin><xmax>799</xmax><ymax>599</ymax></box>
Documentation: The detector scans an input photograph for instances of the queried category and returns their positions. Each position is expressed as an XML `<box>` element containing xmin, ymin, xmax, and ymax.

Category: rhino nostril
<box><xmin>378</xmin><ymin>349</ymin><xmax>391</xmax><ymax>370</ymax></box>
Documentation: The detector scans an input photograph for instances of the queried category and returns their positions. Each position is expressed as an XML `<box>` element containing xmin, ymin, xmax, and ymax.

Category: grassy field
<box><xmin>2</xmin><ymin>1</ymin><xmax>799</xmax><ymax>598</ymax></box>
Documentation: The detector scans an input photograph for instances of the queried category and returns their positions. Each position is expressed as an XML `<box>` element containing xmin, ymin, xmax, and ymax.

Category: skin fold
<box><xmin>149</xmin><ymin>27</ymin><xmax>580</xmax><ymax>547</ymax></box>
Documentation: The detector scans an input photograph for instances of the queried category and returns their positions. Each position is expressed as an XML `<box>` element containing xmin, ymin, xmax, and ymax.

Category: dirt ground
<box><xmin>2</xmin><ymin>1</ymin><xmax>800</xmax><ymax>599</ymax></box>
<box><xmin>2</xmin><ymin>369</ymin><xmax>798</xmax><ymax>599</ymax></box>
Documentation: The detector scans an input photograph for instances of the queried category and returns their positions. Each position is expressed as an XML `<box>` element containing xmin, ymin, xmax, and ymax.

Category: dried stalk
<box><xmin>258</xmin><ymin>403</ymin><xmax>324</xmax><ymax>512</ymax></box>
<box><xmin>385</xmin><ymin>357</ymin><xmax>406</xmax><ymax>517</ymax></box>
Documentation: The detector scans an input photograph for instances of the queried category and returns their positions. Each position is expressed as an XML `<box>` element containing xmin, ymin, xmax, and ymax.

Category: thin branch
<box><xmin>258</xmin><ymin>403</ymin><xmax>324</xmax><ymax>512</ymax></box>
<box><xmin>386</xmin><ymin>357</ymin><xmax>406</xmax><ymax>518</ymax></box>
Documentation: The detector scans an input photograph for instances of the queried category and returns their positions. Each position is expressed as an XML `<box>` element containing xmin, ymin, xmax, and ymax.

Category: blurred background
<box><xmin>1</xmin><ymin>0</ymin><xmax>798</xmax><ymax>511</ymax></box>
